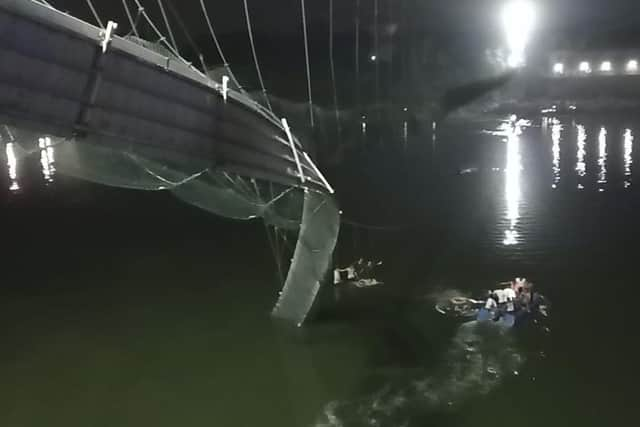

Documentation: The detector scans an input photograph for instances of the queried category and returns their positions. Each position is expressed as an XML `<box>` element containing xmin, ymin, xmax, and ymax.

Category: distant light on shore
<box><xmin>502</xmin><ymin>1</ymin><xmax>535</xmax><ymax>68</ymax></box>
<box><xmin>600</xmin><ymin>61</ymin><xmax>612</xmax><ymax>72</ymax></box>
<box><xmin>553</xmin><ymin>63</ymin><xmax>564</xmax><ymax>75</ymax></box>
<box><xmin>579</xmin><ymin>61</ymin><xmax>591</xmax><ymax>74</ymax></box>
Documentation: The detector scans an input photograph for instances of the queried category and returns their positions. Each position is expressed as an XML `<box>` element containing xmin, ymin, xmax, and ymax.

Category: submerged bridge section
<box><xmin>0</xmin><ymin>0</ymin><xmax>339</xmax><ymax>326</ymax></box>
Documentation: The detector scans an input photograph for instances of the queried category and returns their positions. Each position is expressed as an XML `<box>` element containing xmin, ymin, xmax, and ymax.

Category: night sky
<box><xmin>54</xmin><ymin>0</ymin><xmax>640</xmax><ymax>38</ymax></box>
<box><xmin>47</xmin><ymin>0</ymin><xmax>640</xmax><ymax>104</ymax></box>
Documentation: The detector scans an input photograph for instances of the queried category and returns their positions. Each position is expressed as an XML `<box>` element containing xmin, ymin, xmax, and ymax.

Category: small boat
<box><xmin>435</xmin><ymin>294</ymin><xmax>549</xmax><ymax>328</ymax></box>
<box><xmin>435</xmin><ymin>296</ymin><xmax>483</xmax><ymax>321</ymax></box>
<box><xmin>336</xmin><ymin>278</ymin><xmax>384</xmax><ymax>288</ymax></box>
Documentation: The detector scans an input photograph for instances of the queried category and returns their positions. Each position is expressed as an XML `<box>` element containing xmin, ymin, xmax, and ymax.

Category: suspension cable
<box><xmin>164</xmin><ymin>0</ymin><xmax>207</xmax><ymax>72</ymax></box>
<box><xmin>121</xmin><ymin>0</ymin><xmax>140</xmax><ymax>38</ymax></box>
<box><xmin>374</xmin><ymin>0</ymin><xmax>379</xmax><ymax>109</ymax></box>
<box><xmin>123</xmin><ymin>1</ymin><xmax>293</xmax><ymax>145</ymax></box>
<box><xmin>387</xmin><ymin>0</ymin><xmax>394</xmax><ymax>124</ymax></box>
<box><xmin>85</xmin><ymin>0</ymin><xmax>104</xmax><ymax>29</ymax></box>
<box><xmin>355</xmin><ymin>0</ymin><xmax>360</xmax><ymax>110</ymax></box>
<box><xmin>300</xmin><ymin>0</ymin><xmax>314</xmax><ymax>128</ymax></box>
<box><xmin>242</xmin><ymin>0</ymin><xmax>273</xmax><ymax>112</ymax></box>
<box><xmin>329</xmin><ymin>0</ymin><xmax>341</xmax><ymax>142</ymax></box>
<box><xmin>156</xmin><ymin>0</ymin><xmax>178</xmax><ymax>53</ymax></box>
<box><xmin>132</xmin><ymin>0</ymin><xmax>185</xmax><ymax>64</ymax></box>
<box><xmin>198</xmin><ymin>0</ymin><xmax>245</xmax><ymax>92</ymax></box>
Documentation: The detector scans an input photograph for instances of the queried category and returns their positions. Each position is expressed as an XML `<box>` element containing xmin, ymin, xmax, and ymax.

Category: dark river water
<box><xmin>1</xmin><ymin>112</ymin><xmax>638</xmax><ymax>426</ymax></box>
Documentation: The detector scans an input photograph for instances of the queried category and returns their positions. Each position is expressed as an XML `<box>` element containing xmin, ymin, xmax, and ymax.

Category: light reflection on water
<box><xmin>503</xmin><ymin>120</ymin><xmax>522</xmax><ymax>246</ymax></box>
<box><xmin>597</xmin><ymin>127</ymin><xmax>607</xmax><ymax>191</ymax></box>
<box><xmin>5</xmin><ymin>142</ymin><xmax>20</xmax><ymax>192</ymax></box>
<box><xmin>624</xmin><ymin>129</ymin><xmax>633</xmax><ymax>188</ymax></box>
<box><xmin>39</xmin><ymin>136</ymin><xmax>56</xmax><ymax>183</ymax></box>
<box><xmin>551</xmin><ymin>119</ymin><xmax>562</xmax><ymax>189</ymax></box>
<box><xmin>550</xmin><ymin>120</ymin><xmax>634</xmax><ymax>191</ymax></box>
<box><xmin>576</xmin><ymin>124</ymin><xmax>587</xmax><ymax>190</ymax></box>
<box><xmin>3</xmin><ymin>133</ymin><xmax>57</xmax><ymax>191</ymax></box>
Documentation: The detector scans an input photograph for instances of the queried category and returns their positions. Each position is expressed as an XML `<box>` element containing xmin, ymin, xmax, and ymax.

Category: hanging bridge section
<box><xmin>0</xmin><ymin>0</ymin><xmax>333</xmax><ymax>194</ymax></box>
<box><xmin>0</xmin><ymin>0</ymin><xmax>339</xmax><ymax>327</ymax></box>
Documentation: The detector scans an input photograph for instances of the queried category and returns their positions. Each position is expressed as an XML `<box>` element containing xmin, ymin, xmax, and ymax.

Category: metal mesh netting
<box><xmin>4</xmin><ymin>128</ymin><xmax>339</xmax><ymax>325</ymax></box>
<box><xmin>49</xmin><ymin>137</ymin><xmax>304</xmax><ymax>229</ymax></box>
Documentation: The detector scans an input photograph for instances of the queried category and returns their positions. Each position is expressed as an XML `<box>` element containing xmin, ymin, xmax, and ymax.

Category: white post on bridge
<box><xmin>281</xmin><ymin>118</ymin><xmax>305</xmax><ymax>185</ymax></box>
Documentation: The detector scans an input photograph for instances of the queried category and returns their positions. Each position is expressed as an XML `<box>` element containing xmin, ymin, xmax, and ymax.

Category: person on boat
<box><xmin>356</xmin><ymin>260</ymin><xmax>382</xmax><ymax>280</ymax></box>
<box><xmin>512</xmin><ymin>277</ymin><xmax>528</xmax><ymax>293</ymax></box>
<box><xmin>488</xmin><ymin>288</ymin><xmax>506</xmax><ymax>320</ymax></box>
<box><xmin>485</xmin><ymin>291</ymin><xmax>498</xmax><ymax>312</ymax></box>
<box><xmin>333</xmin><ymin>262</ymin><xmax>359</xmax><ymax>285</ymax></box>
<box><xmin>362</xmin><ymin>261</ymin><xmax>374</xmax><ymax>278</ymax></box>
<box><xmin>493</xmin><ymin>288</ymin><xmax>507</xmax><ymax>306</ymax></box>
<box><xmin>475</xmin><ymin>291</ymin><xmax>499</xmax><ymax>322</ymax></box>
<box><xmin>504</xmin><ymin>285</ymin><xmax>517</xmax><ymax>313</ymax></box>
<box><xmin>517</xmin><ymin>286</ymin><xmax>532</xmax><ymax>311</ymax></box>
<box><xmin>529</xmin><ymin>284</ymin><xmax>548</xmax><ymax>316</ymax></box>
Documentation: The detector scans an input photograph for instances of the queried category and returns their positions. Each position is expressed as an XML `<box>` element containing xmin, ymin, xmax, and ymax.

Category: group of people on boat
<box><xmin>333</xmin><ymin>258</ymin><xmax>382</xmax><ymax>287</ymax></box>
<box><xmin>480</xmin><ymin>277</ymin><xmax>546</xmax><ymax>322</ymax></box>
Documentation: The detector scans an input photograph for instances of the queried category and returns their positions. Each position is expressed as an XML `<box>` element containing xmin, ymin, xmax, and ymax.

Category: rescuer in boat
<box><xmin>482</xmin><ymin>278</ymin><xmax>535</xmax><ymax>321</ymax></box>
<box><xmin>333</xmin><ymin>263</ymin><xmax>357</xmax><ymax>285</ymax></box>
<box><xmin>484</xmin><ymin>291</ymin><xmax>499</xmax><ymax>317</ymax></box>
<box><xmin>437</xmin><ymin>277</ymin><xmax>548</xmax><ymax>325</ymax></box>
<box><xmin>333</xmin><ymin>259</ymin><xmax>384</xmax><ymax>288</ymax></box>
<box><xmin>358</xmin><ymin>260</ymin><xmax>382</xmax><ymax>280</ymax></box>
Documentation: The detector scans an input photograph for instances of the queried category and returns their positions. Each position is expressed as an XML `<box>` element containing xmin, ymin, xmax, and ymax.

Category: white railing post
<box><xmin>222</xmin><ymin>75</ymin><xmax>229</xmax><ymax>102</ymax></box>
<box><xmin>302</xmin><ymin>152</ymin><xmax>334</xmax><ymax>194</ymax></box>
<box><xmin>281</xmin><ymin>118</ymin><xmax>305</xmax><ymax>184</ymax></box>
<box><xmin>100</xmin><ymin>20</ymin><xmax>118</xmax><ymax>53</ymax></box>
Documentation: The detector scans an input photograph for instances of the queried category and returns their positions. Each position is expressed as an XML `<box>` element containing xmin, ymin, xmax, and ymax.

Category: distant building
<box><xmin>547</xmin><ymin>49</ymin><xmax>640</xmax><ymax>77</ymax></box>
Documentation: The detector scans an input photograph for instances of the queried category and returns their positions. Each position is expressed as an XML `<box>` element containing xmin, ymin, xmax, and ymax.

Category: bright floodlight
<box><xmin>627</xmin><ymin>60</ymin><xmax>638</xmax><ymax>73</ymax></box>
<box><xmin>502</xmin><ymin>1</ymin><xmax>536</xmax><ymax>68</ymax></box>
<box><xmin>370</xmin><ymin>54</ymin><xmax>377</xmax><ymax>62</ymax></box>
<box><xmin>553</xmin><ymin>63</ymin><xmax>564</xmax><ymax>75</ymax></box>
<box><xmin>579</xmin><ymin>61</ymin><xmax>591</xmax><ymax>74</ymax></box>
<box><xmin>600</xmin><ymin>61</ymin><xmax>612</xmax><ymax>72</ymax></box>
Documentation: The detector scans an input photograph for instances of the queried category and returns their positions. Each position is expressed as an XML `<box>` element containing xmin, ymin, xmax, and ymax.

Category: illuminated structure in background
<box><xmin>502</xmin><ymin>1</ymin><xmax>536</xmax><ymax>68</ymax></box>
<box><xmin>579</xmin><ymin>61</ymin><xmax>592</xmax><ymax>74</ymax></box>
<box><xmin>540</xmin><ymin>50</ymin><xmax>640</xmax><ymax>104</ymax></box>
<box><xmin>502</xmin><ymin>0</ymin><xmax>535</xmax><ymax>68</ymax></box>
<box><xmin>549</xmin><ymin>50</ymin><xmax>640</xmax><ymax>77</ymax></box>
<box><xmin>553</xmin><ymin>63</ymin><xmax>565</xmax><ymax>75</ymax></box>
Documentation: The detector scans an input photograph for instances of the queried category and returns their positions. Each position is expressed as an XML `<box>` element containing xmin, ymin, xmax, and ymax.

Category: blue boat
<box><xmin>436</xmin><ymin>294</ymin><xmax>549</xmax><ymax>327</ymax></box>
